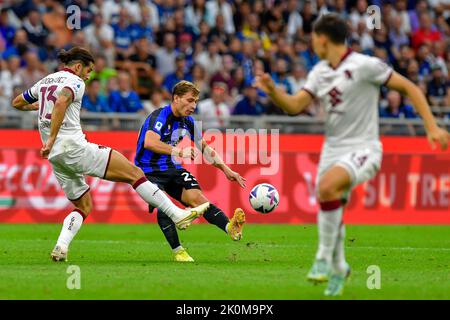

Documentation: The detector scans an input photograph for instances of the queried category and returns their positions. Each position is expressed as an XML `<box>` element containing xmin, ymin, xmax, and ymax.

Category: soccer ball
<box><xmin>249</xmin><ymin>183</ymin><xmax>280</xmax><ymax>214</ymax></box>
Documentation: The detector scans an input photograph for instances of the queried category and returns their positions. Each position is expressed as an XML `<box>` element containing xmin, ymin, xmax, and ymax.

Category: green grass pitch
<box><xmin>0</xmin><ymin>223</ymin><xmax>449</xmax><ymax>300</ymax></box>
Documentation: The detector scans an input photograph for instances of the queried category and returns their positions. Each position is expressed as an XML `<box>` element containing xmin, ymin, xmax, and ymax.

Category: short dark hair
<box><xmin>313</xmin><ymin>13</ymin><xmax>348</xmax><ymax>44</ymax></box>
<box><xmin>57</xmin><ymin>46</ymin><xmax>95</xmax><ymax>66</ymax></box>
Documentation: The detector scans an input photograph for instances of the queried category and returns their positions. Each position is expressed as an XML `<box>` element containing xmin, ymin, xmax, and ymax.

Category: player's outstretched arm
<box><xmin>254</xmin><ymin>72</ymin><xmax>313</xmax><ymax>115</ymax></box>
<box><xmin>41</xmin><ymin>87</ymin><xmax>73</xmax><ymax>158</ymax></box>
<box><xmin>199</xmin><ymin>139</ymin><xmax>246</xmax><ymax>188</ymax></box>
<box><xmin>12</xmin><ymin>94</ymin><xmax>39</xmax><ymax>111</ymax></box>
<box><xmin>386</xmin><ymin>71</ymin><xmax>450</xmax><ymax>150</ymax></box>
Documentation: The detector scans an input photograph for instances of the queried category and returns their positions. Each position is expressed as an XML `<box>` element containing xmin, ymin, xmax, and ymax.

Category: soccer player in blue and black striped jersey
<box><xmin>135</xmin><ymin>80</ymin><xmax>247</xmax><ymax>262</ymax></box>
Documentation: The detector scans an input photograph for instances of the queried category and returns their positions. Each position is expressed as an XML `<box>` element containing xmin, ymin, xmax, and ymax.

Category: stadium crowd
<box><xmin>0</xmin><ymin>0</ymin><xmax>449</xmax><ymax>125</ymax></box>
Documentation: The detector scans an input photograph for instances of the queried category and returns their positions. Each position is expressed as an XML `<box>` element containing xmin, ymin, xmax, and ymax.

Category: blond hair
<box><xmin>171</xmin><ymin>80</ymin><xmax>200</xmax><ymax>101</ymax></box>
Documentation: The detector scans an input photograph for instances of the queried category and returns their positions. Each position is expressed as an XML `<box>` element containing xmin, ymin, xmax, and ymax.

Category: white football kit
<box><xmin>23</xmin><ymin>68</ymin><xmax>111</xmax><ymax>200</ymax></box>
<box><xmin>302</xmin><ymin>50</ymin><xmax>393</xmax><ymax>186</ymax></box>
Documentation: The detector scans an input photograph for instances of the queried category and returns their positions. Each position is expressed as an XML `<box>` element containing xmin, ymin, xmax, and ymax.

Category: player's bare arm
<box><xmin>144</xmin><ymin>130</ymin><xmax>198</xmax><ymax>160</ymax></box>
<box><xmin>199</xmin><ymin>139</ymin><xmax>246</xmax><ymax>188</ymax></box>
<box><xmin>386</xmin><ymin>71</ymin><xmax>450</xmax><ymax>150</ymax></box>
<box><xmin>12</xmin><ymin>95</ymin><xmax>39</xmax><ymax>111</ymax></box>
<box><xmin>40</xmin><ymin>87</ymin><xmax>73</xmax><ymax>159</ymax></box>
<box><xmin>254</xmin><ymin>72</ymin><xmax>313</xmax><ymax>115</ymax></box>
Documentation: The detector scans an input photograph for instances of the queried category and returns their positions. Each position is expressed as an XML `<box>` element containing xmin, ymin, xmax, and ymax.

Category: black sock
<box><xmin>157</xmin><ymin>209</ymin><xmax>181</xmax><ymax>250</ymax></box>
<box><xmin>203</xmin><ymin>204</ymin><xmax>229</xmax><ymax>233</ymax></box>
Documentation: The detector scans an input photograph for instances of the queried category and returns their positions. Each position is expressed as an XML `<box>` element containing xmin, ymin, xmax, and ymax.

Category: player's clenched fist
<box><xmin>177</xmin><ymin>146</ymin><xmax>198</xmax><ymax>160</ymax></box>
<box><xmin>40</xmin><ymin>138</ymin><xmax>54</xmax><ymax>159</ymax></box>
<box><xmin>426</xmin><ymin>126</ymin><xmax>450</xmax><ymax>151</ymax></box>
<box><xmin>254</xmin><ymin>72</ymin><xmax>276</xmax><ymax>95</ymax></box>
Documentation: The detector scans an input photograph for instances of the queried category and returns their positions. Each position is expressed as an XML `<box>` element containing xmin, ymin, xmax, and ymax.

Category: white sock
<box><xmin>172</xmin><ymin>246</ymin><xmax>183</xmax><ymax>253</ymax></box>
<box><xmin>133</xmin><ymin>178</ymin><xmax>186</xmax><ymax>222</ymax></box>
<box><xmin>332</xmin><ymin>223</ymin><xmax>348</xmax><ymax>275</ymax></box>
<box><xmin>56</xmin><ymin>210</ymin><xmax>85</xmax><ymax>250</ymax></box>
<box><xmin>315</xmin><ymin>200</ymin><xmax>343</xmax><ymax>264</ymax></box>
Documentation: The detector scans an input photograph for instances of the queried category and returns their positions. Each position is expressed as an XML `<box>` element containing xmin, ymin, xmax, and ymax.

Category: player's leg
<box><xmin>180</xmin><ymin>188</ymin><xmax>245</xmax><ymax>241</ymax></box>
<box><xmin>103</xmin><ymin>150</ymin><xmax>209</xmax><ymax>229</ymax></box>
<box><xmin>322</xmin><ymin>146</ymin><xmax>382</xmax><ymax>296</ymax></box>
<box><xmin>50</xmin><ymin>161</ymin><xmax>93</xmax><ymax>261</ymax></box>
<box><xmin>307</xmin><ymin>165</ymin><xmax>351</xmax><ymax>283</ymax></box>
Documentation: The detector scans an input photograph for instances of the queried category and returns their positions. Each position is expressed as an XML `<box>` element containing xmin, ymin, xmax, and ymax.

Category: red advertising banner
<box><xmin>0</xmin><ymin>130</ymin><xmax>449</xmax><ymax>224</ymax></box>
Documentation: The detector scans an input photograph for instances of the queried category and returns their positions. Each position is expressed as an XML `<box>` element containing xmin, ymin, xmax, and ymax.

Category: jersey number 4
<box><xmin>39</xmin><ymin>85</ymin><xmax>58</xmax><ymax>120</ymax></box>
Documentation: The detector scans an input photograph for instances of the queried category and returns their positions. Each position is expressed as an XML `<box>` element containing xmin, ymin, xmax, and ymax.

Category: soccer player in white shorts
<box><xmin>255</xmin><ymin>14</ymin><xmax>449</xmax><ymax>296</ymax></box>
<box><xmin>12</xmin><ymin>47</ymin><xmax>210</xmax><ymax>262</ymax></box>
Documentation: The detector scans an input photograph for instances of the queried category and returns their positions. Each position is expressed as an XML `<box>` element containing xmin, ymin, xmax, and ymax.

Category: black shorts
<box><xmin>145</xmin><ymin>168</ymin><xmax>201</xmax><ymax>213</ymax></box>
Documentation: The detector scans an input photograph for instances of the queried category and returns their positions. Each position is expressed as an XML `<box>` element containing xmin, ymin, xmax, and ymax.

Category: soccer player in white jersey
<box><xmin>12</xmin><ymin>47</ymin><xmax>210</xmax><ymax>262</ymax></box>
<box><xmin>255</xmin><ymin>14</ymin><xmax>449</xmax><ymax>296</ymax></box>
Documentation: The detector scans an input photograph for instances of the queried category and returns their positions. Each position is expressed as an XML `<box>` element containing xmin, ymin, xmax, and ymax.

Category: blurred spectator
<box><xmin>210</xmin><ymin>14</ymin><xmax>230</xmax><ymax>45</ymax></box>
<box><xmin>333</xmin><ymin>0</ymin><xmax>349</xmax><ymax>20</ymax></box>
<box><xmin>352</xmin><ymin>20</ymin><xmax>374</xmax><ymax>54</ymax></box>
<box><xmin>89</xmin><ymin>55</ymin><xmax>117</xmax><ymax>95</ymax></box>
<box><xmin>392</xmin><ymin>0</ymin><xmax>411</xmax><ymax>34</ymax></box>
<box><xmin>2</xmin><ymin>29</ymin><xmax>34</xmax><ymax>60</ymax></box>
<box><xmin>408</xmin><ymin>0</ymin><xmax>428</xmax><ymax>33</ymax></box>
<box><xmin>128</xmin><ymin>0</ymin><xmax>160</xmax><ymax>30</ymax></box>
<box><xmin>0</xmin><ymin>55</ymin><xmax>22</xmax><ymax>100</ymax></box>
<box><xmin>412</xmin><ymin>12</ymin><xmax>442</xmax><ymax>50</ymax></box>
<box><xmin>185</xmin><ymin>0</ymin><xmax>210</xmax><ymax>35</ymax></box>
<box><xmin>206</xmin><ymin>0</ymin><xmax>235</xmax><ymax>34</ymax></box>
<box><xmin>389</xmin><ymin>15</ymin><xmax>409</xmax><ymax>54</ymax></box>
<box><xmin>84</xmin><ymin>13</ymin><xmax>115</xmax><ymax>67</ymax></box>
<box><xmin>272</xmin><ymin>58</ymin><xmax>293</xmax><ymax>94</ymax></box>
<box><xmin>128</xmin><ymin>37</ymin><xmax>156</xmax><ymax>98</ymax></box>
<box><xmin>197</xmin><ymin>82</ymin><xmax>231</xmax><ymax>129</ymax></box>
<box><xmin>18</xmin><ymin>51</ymin><xmax>45</xmax><ymax>89</ymax></box>
<box><xmin>82</xmin><ymin>78</ymin><xmax>111</xmax><ymax>112</ymax></box>
<box><xmin>112</xmin><ymin>8</ymin><xmax>134</xmax><ymax>60</ymax></box>
<box><xmin>349</xmin><ymin>0</ymin><xmax>368</xmax><ymax>28</ymax></box>
<box><xmin>380</xmin><ymin>91</ymin><xmax>416</xmax><ymax>119</ymax></box>
<box><xmin>238</xmin><ymin>13</ymin><xmax>271</xmax><ymax>50</ymax></box>
<box><xmin>301</xmin><ymin>0</ymin><xmax>318</xmax><ymax>34</ymax></box>
<box><xmin>155</xmin><ymin>32</ymin><xmax>177</xmax><ymax>77</ymax></box>
<box><xmin>0</xmin><ymin>8</ymin><xmax>16</xmax><ymax>48</ymax></box>
<box><xmin>233</xmin><ymin>85</ymin><xmax>266</xmax><ymax>116</ymax></box>
<box><xmin>416</xmin><ymin>44</ymin><xmax>433</xmax><ymax>79</ymax></box>
<box><xmin>22</xmin><ymin>9</ymin><xmax>49</xmax><ymax>46</ymax></box>
<box><xmin>177</xmin><ymin>33</ymin><xmax>194</xmax><ymax>70</ymax></box>
<box><xmin>42</xmin><ymin>1</ymin><xmax>71</xmax><ymax>49</ymax></box>
<box><xmin>109</xmin><ymin>71</ymin><xmax>144</xmax><ymax>113</ymax></box>
<box><xmin>285</xmin><ymin>0</ymin><xmax>303</xmax><ymax>40</ymax></box>
<box><xmin>163</xmin><ymin>53</ymin><xmax>192</xmax><ymax>94</ymax></box>
<box><xmin>191</xmin><ymin>63</ymin><xmax>209</xmax><ymax>100</ymax></box>
<box><xmin>144</xmin><ymin>88</ymin><xmax>168</xmax><ymax>114</ymax></box>
<box><xmin>195</xmin><ymin>40</ymin><xmax>222</xmax><ymax>79</ymax></box>
<box><xmin>293</xmin><ymin>39</ymin><xmax>319</xmax><ymax>71</ymax></box>
<box><xmin>287</xmin><ymin>63</ymin><xmax>307</xmax><ymax>94</ymax></box>
<box><xmin>427</xmin><ymin>65</ymin><xmax>450</xmax><ymax>107</ymax></box>
<box><xmin>210</xmin><ymin>54</ymin><xmax>236</xmax><ymax>95</ymax></box>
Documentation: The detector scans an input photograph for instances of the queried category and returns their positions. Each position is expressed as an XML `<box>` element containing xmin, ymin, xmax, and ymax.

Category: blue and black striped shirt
<box><xmin>134</xmin><ymin>105</ymin><xmax>202</xmax><ymax>173</ymax></box>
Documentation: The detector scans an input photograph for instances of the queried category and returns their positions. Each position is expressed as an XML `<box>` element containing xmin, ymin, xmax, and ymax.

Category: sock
<box><xmin>56</xmin><ymin>209</ymin><xmax>85</xmax><ymax>250</ymax></box>
<box><xmin>315</xmin><ymin>200</ymin><xmax>343</xmax><ymax>265</ymax></box>
<box><xmin>203</xmin><ymin>204</ymin><xmax>229</xmax><ymax>233</ymax></box>
<box><xmin>332</xmin><ymin>222</ymin><xmax>348</xmax><ymax>275</ymax></box>
<box><xmin>133</xmin><ymin>178</ymin><xmax>186</xmax><ymax>222</ymax></box>
<box><xmin>172</xmin><ymin>246</ymin><xmax>183</xmax><ymax>253</ymax></box>
<box><xmin>157</xmin><ymin>209</ymin><xmax>182</xmax><ymax>250</ymax></box>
